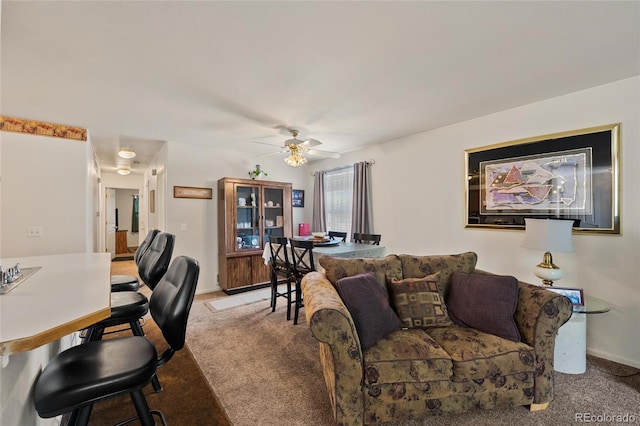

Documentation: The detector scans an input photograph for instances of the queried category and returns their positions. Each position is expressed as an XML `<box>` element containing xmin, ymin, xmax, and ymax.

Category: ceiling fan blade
<box><xmin>306</xmin><ymin>149</ymin><xmax>341</xmax><ymax>159</ymax></box>
<box><xmin>255</xmin><ymin>149</ymin><xmax>288</xmax><ymax>158</ymax></box>
<box><xmin>252</xmin><ymin>140</ymin><xmax>283</xmax><ymax>148</ymax></box>
<box><xmin>300</xmin><ymin>138</ymin><xmax>322</xmax><ymax>148</ymax></box>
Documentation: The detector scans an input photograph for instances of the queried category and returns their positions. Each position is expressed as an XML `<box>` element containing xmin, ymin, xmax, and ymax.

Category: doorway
<box><xmin>105</xmin><ymin>188</ymin><xmax>140</xmax><ymax>260</ymax></box>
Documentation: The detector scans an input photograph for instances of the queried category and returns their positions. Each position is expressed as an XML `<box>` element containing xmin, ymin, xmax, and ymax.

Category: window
<box><xmin>324</xmin><ymin>166</ymin><xmax>353</xmax><ymax>236</ymax></box>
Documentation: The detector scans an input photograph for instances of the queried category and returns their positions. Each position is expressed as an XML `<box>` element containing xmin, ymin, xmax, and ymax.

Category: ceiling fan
<box><xmin>255</xmin><ymin>129</ymin><xmax>340</xmax><ymax>167</ymax></box>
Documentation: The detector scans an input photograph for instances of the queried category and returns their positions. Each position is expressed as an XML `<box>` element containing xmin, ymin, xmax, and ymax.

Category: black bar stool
<box><xmin>34</xmin><ymin>255</ymin><xmax>200</xmax><ymax>426</ymax></box>
<box><xmin>83</xmin><ymin>232</ymin><xmax>175</xmax><ymax>343</ymax></box>
<box><xmin>110</xmin><ymin>229</ymin><xmax>159</xmax><ymax>292</ymax></box>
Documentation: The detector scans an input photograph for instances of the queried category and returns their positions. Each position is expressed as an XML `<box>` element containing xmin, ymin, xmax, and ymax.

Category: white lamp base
<box><xmin>534</xmin><ymin>252</ymin><xmax>563</xmax><ymax>286</ymax></box>
<box><xmin>534</xmin><ymin>265</ymin><xmax>563</xmax><ymax>286</ymax></box>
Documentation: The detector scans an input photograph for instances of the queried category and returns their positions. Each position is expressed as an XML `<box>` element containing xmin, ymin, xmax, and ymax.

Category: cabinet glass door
<box><xmin>235</xmin><ymin>184</ymin><xmax>261</xmax><ymax>251</ymax></box>
<box><xmin>263</xmin><ymin>186</ymin><xmax>285</xmax><ymax>241</ymax></box>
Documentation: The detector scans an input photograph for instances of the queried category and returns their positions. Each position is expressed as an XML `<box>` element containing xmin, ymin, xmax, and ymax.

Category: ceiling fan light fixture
<box><xmin>117</xmin><ymin>167</ymin><xmax>131</xmax><ymax>175</ymax></box>
<box><xmin>284</xmin><ymin>152</ymin><xmax>307</xmax><ymax>167</ymax></box>
<box><xmin>118</xmin><ymin>147</ymin><xmax>136</xmax><ymax>159</ymax></box>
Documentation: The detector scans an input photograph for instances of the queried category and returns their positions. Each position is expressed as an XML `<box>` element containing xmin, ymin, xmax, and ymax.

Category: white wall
<box><xmin>307</xmin><ymin>76</ymin><xmax>640</xmax><ymax>368</ymax></box>
<box><xmin>0</xmin><ymin>132</ymin><xmax>94</xmax><ymax>257</ymax></box>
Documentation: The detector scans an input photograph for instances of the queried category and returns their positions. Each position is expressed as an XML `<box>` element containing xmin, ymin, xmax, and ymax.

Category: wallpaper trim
<box><xmin>0</xmin><ymin>116</ymin><xmax>87</xmax><ymax>141</ymax></box>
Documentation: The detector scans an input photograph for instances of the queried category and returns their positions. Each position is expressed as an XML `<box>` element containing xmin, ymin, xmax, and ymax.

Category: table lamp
<box><xmin>521</xmin><ymin>218</ymin><xmax>574</xmax><ymax>286</ymax></box>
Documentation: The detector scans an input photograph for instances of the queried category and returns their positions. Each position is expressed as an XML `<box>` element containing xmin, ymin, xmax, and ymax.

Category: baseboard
<box><xmin>587</xmin><ymin>348</ymin><xmax>640</xmax><ymax>369</ymax></box>
<box><xmin>196</xmin><ymin>285</ymin><xmax>222</xmax><ymax>295</ymax></box>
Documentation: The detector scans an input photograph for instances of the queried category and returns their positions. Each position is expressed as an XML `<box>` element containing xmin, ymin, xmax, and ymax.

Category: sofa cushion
<box><xmin>363</xmin><ymin>328</ymin><xmax>453</xmax><ymax>385</ymax></box>
<box><xmin>335</xmin><ymin>272</ymin><xmax>403</xmax><ymax>350</ymax></box>
<box><xmin>447</xmin><ymin>271</ymin><xmax>521</xmax><ymax>341</ymax></box>
<box><xmin>388</xmin><ymin>273</ymin><xmax>452</xmax><ymax>328</ymax></box>
<box><xmin>320</xmin><ymin>255</ymin><xmax>403</xmax><ymax>290</ymax></box>
<box><xmin>398</xmin><ymin>252</ymin><xmax>478</xmax><ymax>298</ymax></box>
<box><xmin>427</xmin><ymin>325</ymin><xmax>535</xmax><ymax>381</ymax></box>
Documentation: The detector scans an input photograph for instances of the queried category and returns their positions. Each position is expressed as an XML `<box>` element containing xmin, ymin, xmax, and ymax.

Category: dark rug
<box><xmin>87</xmin><ymin>314</ymin><xmax>231</xmax><ymax>425</ymax></box>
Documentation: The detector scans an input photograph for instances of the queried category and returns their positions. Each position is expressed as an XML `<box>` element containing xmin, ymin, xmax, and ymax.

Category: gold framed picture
<box><xmin>465</xmin><ymin>123</ymin><xmax>620</xmax><ymax>234</ymax></box>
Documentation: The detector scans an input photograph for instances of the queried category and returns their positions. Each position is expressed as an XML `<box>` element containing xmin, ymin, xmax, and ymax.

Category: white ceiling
<box><xmin>2</xmin><ymin>1</ymin><xmax>639</xmax><ymax>174</ymax></box>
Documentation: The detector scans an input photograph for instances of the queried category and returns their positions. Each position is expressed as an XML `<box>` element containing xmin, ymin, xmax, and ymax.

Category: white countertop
<box><xmin>0</xmin><ymin>252</ymin><xmax>111</xmax><ymax>355</ymax></box>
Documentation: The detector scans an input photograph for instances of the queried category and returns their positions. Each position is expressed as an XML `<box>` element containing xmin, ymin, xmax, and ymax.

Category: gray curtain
<box><xmin>131</xmin><ymin>195</ymin><xmax>139</xmax><ymax>233</ymax></box>
<box><xmin>351</xmin><ymin>161</ymin><xmax>373</xmax><ymax>234</ymax></box>
<box><xmin>311</xmin><ymin>171</ymin><xmax>326</xmax><ymax>232</ymax></box>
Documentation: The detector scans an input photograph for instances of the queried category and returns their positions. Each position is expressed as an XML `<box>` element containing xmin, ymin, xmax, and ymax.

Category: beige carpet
<box><xmin>186</xmin><ymin>299</ymin><xmax>640</xmax><ymax>426</ymax></box>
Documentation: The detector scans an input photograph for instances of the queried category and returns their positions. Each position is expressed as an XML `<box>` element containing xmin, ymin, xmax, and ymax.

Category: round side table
<box><xmin>554</xmin><ymin>295</ymin><xmax>610</xmax><ymax>374</ymax></box>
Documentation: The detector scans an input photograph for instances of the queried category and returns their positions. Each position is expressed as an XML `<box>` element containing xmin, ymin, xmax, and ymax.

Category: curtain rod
<box><xmin>310</xmin><ymin>159</ymin><xmax>375</xmax><ymax>176</ymax></box>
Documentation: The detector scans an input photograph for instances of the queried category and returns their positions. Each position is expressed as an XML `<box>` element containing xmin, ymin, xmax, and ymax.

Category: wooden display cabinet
<box><xmin>217</xmin><ymin>177</ymin><xmax>293</xmax><ymax>293</ymax></box>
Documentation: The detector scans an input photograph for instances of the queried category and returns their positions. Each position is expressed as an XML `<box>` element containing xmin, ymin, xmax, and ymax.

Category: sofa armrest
<box><xmin>514</xmin><ymin>280</ymin><xmax>573</xmax><ymax>404</ymax></box>
<box><xmin>473</xmin><ymin>269</ymin><xmax>572</xmax><ymax>405</ymax></box>
<box><xmin>301</xmin><ymin>271</ymin><xmax>364</xmax><ymax>426</ymax></box>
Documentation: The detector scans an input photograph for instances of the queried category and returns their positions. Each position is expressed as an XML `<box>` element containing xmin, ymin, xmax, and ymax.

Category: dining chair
<box><xmin>268</xmin><ymin>236</ymin><xmax>296</xmax><ymax>320</ymax></box>
<box><xmin>288</xmin><ymin>238</ymin><xmax>316</xmax><ymax>325</ymax></box>
<box><xmin>110</xmin><ymin>229</ymin><xmax>159</xmax><ymax>292</ymax></box>
<box><xmin>352</xmin><ymin>232</ymin><xmax>381</xmax><ymax>245</ymax></box>
<box><xmin>328</xmin><ymin>231</ymin><xmax>347</xmax><ymax>242</ymax></box>
<box><xmin>34</xmin><ymin>255</ymin><xmax>200</xmax><ymax>426</ymax></box>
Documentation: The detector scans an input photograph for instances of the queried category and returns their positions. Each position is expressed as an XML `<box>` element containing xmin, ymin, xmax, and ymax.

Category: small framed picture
<box><xmin>547</xmin><ymin>287</ymin><xmax>584</xmax><ymax>306</ymax></box>
<box><xmin>292</xmin><ymin>189</ymin><xmax>305</xmax><ymax>208</ymax></box>
<box><xmin>149</xmin><ymin>190</ymin><xmax>155</xmax><ymax>213</ymax></box>
<box><xmin>173</xmin><ymin>186</ymin><xmax>212</xmax><ymax>199</ymax></box>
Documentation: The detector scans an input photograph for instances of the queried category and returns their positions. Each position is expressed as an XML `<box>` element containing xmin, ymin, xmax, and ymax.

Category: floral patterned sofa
<box><xmin>301</xmin><ymin>252</ymin><xmax>572</xmax><ymax>426</ymax></box>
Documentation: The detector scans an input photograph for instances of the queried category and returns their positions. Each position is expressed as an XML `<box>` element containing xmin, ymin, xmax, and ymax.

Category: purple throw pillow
<box><xmin>335</xmin><ymin>272</ymin><xmax>402</xmax><ymax>350</ymax></box>
<box><xmin>447</xmin><ymin>271</ymin><xmax>521</xmax><ymax>342</ymax></box>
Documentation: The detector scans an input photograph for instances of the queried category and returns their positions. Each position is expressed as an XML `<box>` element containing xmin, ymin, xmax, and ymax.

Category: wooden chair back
<box><xmin>328</xmin><ymin>231</ymin><xmax>347</xmax><ymax>242</ymax></box>
<box><xmin>352</xmin><ymin>232</ymin><xmax>381</xmax><ymax>245</ymax></box>
<box><xmin>289</xmin><ymin>239</ymin><xmax>316</xmax><ymax>277</ymax></box>
<box><xmin>268</xmin><ymin>236</ymin><xmax>292</xmax><ymax>276</ymax></box>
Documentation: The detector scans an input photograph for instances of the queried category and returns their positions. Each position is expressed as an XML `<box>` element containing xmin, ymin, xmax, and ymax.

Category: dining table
<box><xmin>262</xmin><ymin>239</ymin><xmax>387</xmax><ymax>272</ymax></box>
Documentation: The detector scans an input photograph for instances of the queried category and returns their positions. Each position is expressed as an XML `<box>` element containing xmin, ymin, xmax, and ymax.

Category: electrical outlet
<box><xmin>181</xmin><ymin>223</ymin><xmax>187</xmax><ymax>231</ymax></box>
<box><xmin>27</xmin><ymin>226</ymin><xmax>43</xmax><ymax>237</ymax></box>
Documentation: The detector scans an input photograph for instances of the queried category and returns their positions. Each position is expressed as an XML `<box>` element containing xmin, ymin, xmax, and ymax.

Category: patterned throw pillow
<box><xmin>389</xmin><ymin>272</ymin><xmax>452</xmax><ymax>328</ymax></box>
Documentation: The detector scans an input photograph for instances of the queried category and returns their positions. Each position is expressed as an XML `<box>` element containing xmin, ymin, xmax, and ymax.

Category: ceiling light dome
<box><xmin>117</xmin><ymin>167</ymin><xmax>131</xmax><ymax>175</ymax></box>
<box><xmin>118</xmin><ymin>148</ymin><xmax>136</xmax><ymax>159</ymax></box>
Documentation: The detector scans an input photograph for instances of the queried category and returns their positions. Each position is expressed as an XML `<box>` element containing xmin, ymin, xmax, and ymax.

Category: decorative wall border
<box><xmin>0</xmin><ymin>116</ymin><xmax>87</xmax><ymax>141</ymax></box>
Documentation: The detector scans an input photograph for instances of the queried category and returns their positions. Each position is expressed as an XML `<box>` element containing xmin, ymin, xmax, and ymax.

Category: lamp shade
<box><xmin>521</xmin><ymin>218</ymin><xmax>574</xmax><ymax>253</ymax></box>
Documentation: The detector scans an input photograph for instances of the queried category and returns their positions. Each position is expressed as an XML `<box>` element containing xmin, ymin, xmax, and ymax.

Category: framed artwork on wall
<box><xmin>173</xmin><ymin>186</ymin><xmax>212</xmax><ymax>199</ymax></box>
<box><xmin>292</xmin><ymin>189</ymin><xmax>305</xmax><ymax>207</ymax></box>
<box><xmin>464</xmin><ymin>123</ymin><xmax>620</xmax><ymax>234</ymax></box>
<box><xmin>149</xmin><ymin>190</ymin><xmax>155</xmax><ymax>213</ymax></box>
